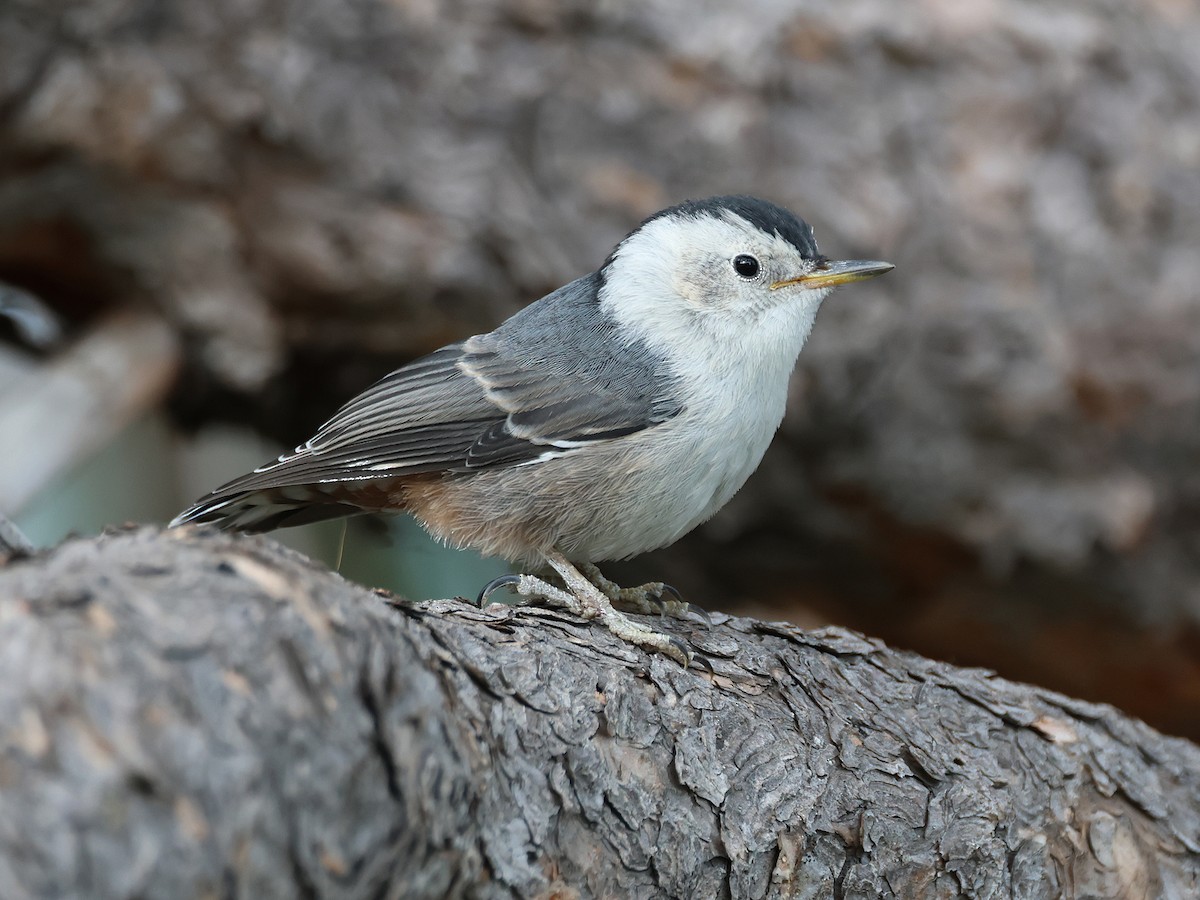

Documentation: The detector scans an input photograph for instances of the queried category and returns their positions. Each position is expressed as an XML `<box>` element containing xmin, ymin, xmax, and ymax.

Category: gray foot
<box><xmin>579</xmin><ymin>563</ymin><xmax>710</xmax><ymax>624</ymax></box>
<box><xmin>478</xmin><ymin>553</ymin><xmax>693</xmax><ymax>666</ymax></box>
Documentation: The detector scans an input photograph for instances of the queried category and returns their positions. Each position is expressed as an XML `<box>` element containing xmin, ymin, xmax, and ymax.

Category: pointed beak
<box><xmin>770</xmin><ymin>259</ymin><xmax>895</xmax><ymax>291</ymax></box>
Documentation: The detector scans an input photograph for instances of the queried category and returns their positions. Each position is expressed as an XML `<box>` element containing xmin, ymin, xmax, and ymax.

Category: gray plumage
<box><xmin>171</xmin><ymin>273</ymin><xmax>683</xmax><ymax>531</ymax></box>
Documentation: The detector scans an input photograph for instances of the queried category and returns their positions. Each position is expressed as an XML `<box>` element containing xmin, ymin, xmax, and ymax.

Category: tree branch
<box><xmin>0</xmin><ymin>312</ymin><xmax>180</xmax><ymax>514</ymax></box>
<box><xmin>0</xmin><ymin>526</ymin><xmax>1196</xmax><ymax>898</ymax></box>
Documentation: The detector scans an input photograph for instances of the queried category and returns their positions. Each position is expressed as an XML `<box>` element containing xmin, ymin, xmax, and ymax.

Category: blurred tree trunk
<box><xmin>0</xmin><ymin>527</ymin><xmax>1196</xmax><ymax>898</ymax></box>
<box><xmin>2</xmin><ymin>0</ymin><xmax>1200</xmax><ymax>734</ymax></box>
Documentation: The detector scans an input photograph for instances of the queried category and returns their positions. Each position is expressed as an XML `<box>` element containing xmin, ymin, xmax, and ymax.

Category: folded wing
<box><xmin>172</xmin><ymin>274</ymin><xmax>683</xmax><ymax>530</ymax></box>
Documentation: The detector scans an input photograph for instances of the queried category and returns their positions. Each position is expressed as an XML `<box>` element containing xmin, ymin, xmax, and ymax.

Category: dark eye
<box><xmin>732</xmin><ymin>254</ymin><xmax>760</xmax><ymax>278</ymax></box>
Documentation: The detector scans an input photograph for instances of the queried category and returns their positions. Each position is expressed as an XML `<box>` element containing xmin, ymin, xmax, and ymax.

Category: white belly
<box><xmin>434</xmin><ymin>287</ymin><xmax>823</xmax><ymax>565</ymax></box>
<box><xmin>411</xmin><ymin>380</ymin><xmax>791</xmax><ymax>566</ymax></box>
<box><xmin>563</xmin><ymin>373</ymin><xmax>790</xmax><ymax>561</ymax></box>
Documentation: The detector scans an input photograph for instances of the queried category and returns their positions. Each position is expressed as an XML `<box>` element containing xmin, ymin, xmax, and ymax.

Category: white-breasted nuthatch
<box><xmin>173</xmin><ymin>196</ymin><xmax>893</xmax><ymax>664</ymax></box>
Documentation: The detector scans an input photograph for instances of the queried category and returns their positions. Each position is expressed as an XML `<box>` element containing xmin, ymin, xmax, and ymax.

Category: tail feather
<box><xmin>170</xmin><ymin>487</ymin><xmax>364</xmax><ymax>533</ymax></box>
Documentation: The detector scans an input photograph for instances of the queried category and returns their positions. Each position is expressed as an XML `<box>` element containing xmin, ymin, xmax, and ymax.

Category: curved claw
<box><xmin>668</xmin><ymin>635</ymin><xmax>695</xmax><ymax>668</ymax></box>
<box><xmin>476</xmin><ymin>574</ymin><xmax>522</xmax><ymax>607</ymax></box>
<box><xmin>689</xmin><ymin>651</ymin><xmax>715</xmax><ymax>673</ymax></box>
<box><xmin>658</xmin><ymin>583</ymin><xmax>684</xmax><ymax>605</ymax></box>
<box><xmin>650</xmin><ymin>584</ymin><xmax>711</xmax><ymax>626</ymax></box>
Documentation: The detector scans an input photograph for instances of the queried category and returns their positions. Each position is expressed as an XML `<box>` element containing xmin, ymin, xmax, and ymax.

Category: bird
<box><xmin>172</xmin><ymin>195</ymin><xmax>893</xmax><ymax>664</ymax></box>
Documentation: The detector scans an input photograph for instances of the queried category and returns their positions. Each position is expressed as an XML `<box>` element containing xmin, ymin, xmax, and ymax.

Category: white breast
<box><xmin>559</xmin><ymin>211</ymin><xmax>833</xmax><ymax>559</ymax></box>
<box><xmin>643</xmin><ymin>319</ymin><xmax>807</xmax><ymax>540</ymax></box>
<box><xmin>581</xmin><ymin>282</ymin><xmax>825</xmax><ymax>559</ymax></box>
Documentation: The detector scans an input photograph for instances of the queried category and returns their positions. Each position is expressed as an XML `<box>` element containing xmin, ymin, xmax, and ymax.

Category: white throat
<box><xmin>598</xmin><ymin>232</ymin><xmax>827</xmax><ymax>410</ymax></box>
<box><xmin>598</xmin><ymin>244</ymin><xmax>827</xmax><ymax>536</ymax></box>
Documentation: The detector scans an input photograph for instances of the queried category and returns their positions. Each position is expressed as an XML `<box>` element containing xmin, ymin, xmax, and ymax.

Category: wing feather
<box><xmin>174</xmin><ymin>274</ymin><xmax>684</xmax><ymax>527</ymax></box>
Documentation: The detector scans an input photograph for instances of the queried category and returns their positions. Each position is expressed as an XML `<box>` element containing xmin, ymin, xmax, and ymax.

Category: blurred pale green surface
<box><xmin>14</xmin><ymin>416</ymin><xmax>507</xmax><ymax>601</ymax></box>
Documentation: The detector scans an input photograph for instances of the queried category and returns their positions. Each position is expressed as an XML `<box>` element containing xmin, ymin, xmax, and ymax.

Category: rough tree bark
<box><xmin>1</xmin><ymin>527</ymin><xmax>1196</xmax><ymax>899</ymax></box>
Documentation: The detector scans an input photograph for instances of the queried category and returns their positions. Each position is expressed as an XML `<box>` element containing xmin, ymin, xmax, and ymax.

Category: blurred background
<box><xmin>2</xmin><ymin>0</ymin><xmax>1199</xmax><ymax>737</ymax></box>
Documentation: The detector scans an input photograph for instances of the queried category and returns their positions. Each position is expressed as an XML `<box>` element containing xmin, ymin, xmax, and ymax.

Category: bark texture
<box><xmin>2</xmin><ymin>0</ymin><xmax>1200</xmax><ymax>731</ymax></box>
<box><xmin>0</xmin><ymin>527</ymin><xmax>1196</xmax><ymax>899</ymax></box>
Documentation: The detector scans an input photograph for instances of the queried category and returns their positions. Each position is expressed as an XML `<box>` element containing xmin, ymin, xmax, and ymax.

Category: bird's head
<box><xmin>599</xmin><ymin>195</ymin><xmax>892</xmax><ymax>357</ymax></box>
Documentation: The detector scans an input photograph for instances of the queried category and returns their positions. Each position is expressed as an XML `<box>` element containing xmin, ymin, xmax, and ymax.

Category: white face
<box><xmin>599</xmin><ymin>210</ymin><xmax>833</xmax><ymax>366</ymax></box>
<box><xmin>607</xmin><ymin>210</ymin><xmax>829</xmax><ymax>316</ymax></box>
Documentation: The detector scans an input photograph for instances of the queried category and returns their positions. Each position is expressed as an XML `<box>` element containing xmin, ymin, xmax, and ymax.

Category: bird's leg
<box><xmin>545</xmin><ymin>553</ymin><xmax>694</xmax><ymax>665</ymax></box>
<box><xmin>576</xmin><ymin>563</ymin><xmax>706</xmax><ymax>622</ymax></box>
<box><xmin>476</xmin><ymin>550</ymin><xmax>692</xmax><ymax>666</ymax></box>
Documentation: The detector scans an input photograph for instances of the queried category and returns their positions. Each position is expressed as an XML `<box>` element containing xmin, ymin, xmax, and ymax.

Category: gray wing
<box><xmin>173</xmin><ymin>274</ymin><xmax>683</xmax><ymax>523</ymax></box>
